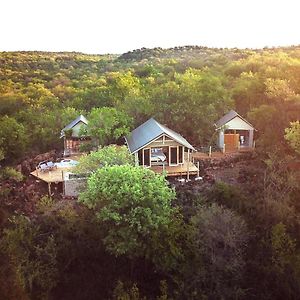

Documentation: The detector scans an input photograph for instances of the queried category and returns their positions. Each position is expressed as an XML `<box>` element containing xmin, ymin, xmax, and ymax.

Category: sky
<box><xmin>1</xmin><ymin>0</ymin><xmax>300</xmax><ymax>54</ymax></box>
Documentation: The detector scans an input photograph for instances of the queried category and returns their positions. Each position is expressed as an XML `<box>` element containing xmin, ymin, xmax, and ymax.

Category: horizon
<box><xmin>1</xmin><ymin>43</ymin><xmax>300</xmax><ymax>56</ymax></box>
<box><xmin>2</xmin><ymin>0</ymin><xmax>300</xmax><ymax>54</ymax></box>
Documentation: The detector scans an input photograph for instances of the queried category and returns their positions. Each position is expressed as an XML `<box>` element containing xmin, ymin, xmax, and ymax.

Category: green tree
<box><xmin>86</xmin><ymin>107</ymin><xmax>133</xmax><ymax>146</ymax></box>
<box><xmin>0</xmin><ymin>116</ymin><xmax>27</xmax><ymax>160</ymax></box>
<box><xmin>285</xmin><ymin>121</ymin><xmax>300</xmax><ymax>155</ymax></box>
<box><xmin>75</xmin><ymin>145</ymin><xmax>134</xmax><ymax>174</ymax></box>
<box><xmin>79</xmin><ymin>165</ymin><xmax>176</xmax><ymax>260</ymax></box>
<box><xmin>150</xmin><ymin>68</ymin><xmax>232</xmax><ymax>145</ymax></box>
<box><xmin>1</xmin><ymin>216</ymin><xmax>58</xmax><ymax>299</ymax></box>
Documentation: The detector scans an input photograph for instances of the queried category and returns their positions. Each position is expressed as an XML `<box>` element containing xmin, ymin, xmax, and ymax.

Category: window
<box><xmin>170</xmin><ymin>146</ymin><xmax>178</xmax><ymax>165</ymax></box>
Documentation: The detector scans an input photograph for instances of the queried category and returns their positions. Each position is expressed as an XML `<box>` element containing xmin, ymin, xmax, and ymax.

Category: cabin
<box><xmin>125</xmin><ymin>118</ymin><xmax>198</xmax><ymax>177</ymax></box>
<box><xmin>215</xmin><ymin>110</ymin><xmax>255</xmax><ymax>152</ymax></box>
<box><xmin>60</xmin><ymin>115</ymin><xmax>90</xmax><ymax>156</ymax></box>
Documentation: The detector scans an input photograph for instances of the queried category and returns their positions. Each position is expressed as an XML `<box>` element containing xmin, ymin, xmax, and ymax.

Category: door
<box><xmin>224</xmin><ymin>134</ymin><xmax>239</xmax><ymax>151</ymax></box>
<box><xmin>143</xmin><ymin>148</ymin><xmax>150</xmax><ymax>167</ymax></box>
<box><xmin>169</xmin><ymin>146</ymin><xmax>178</xmax><ymax>166</ymax></box>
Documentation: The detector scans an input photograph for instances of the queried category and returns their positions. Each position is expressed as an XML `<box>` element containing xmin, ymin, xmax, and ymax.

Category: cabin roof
<box><xmin>60</xmin><ymin>115</ymin><xmax>88</xmax><ymax>138</ymax></box>
<box><xmin>215</xmin><ymin>110</ymin><xmax>254</xmax><ymax>129</ymax></box>
<box><xmin>125</xmin><ymin>118</ymin><xmax>195</xmax><ymax>153</ymax></box>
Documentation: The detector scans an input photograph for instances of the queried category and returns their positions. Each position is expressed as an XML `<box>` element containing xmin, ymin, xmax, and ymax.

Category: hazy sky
<box><xmin>1</xmin><ymin>0</ymin><xmax>300</xmax><ymax>54</ymax></box>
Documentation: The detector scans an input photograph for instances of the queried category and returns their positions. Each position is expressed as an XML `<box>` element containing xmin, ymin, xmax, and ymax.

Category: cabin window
<box><xmin>179</xmin><ymin>146</ymin><xmax>183</xmax><ymax>163</ymax></box>
<box><xmin>143</xmin><ymin>148</ymin><xmax>150</xmax><ymax>167</ymax></box>
<box><xmin>170</xmin><ymin>146</ymin><xmax>178</xmax><ymax>165</ymax></box>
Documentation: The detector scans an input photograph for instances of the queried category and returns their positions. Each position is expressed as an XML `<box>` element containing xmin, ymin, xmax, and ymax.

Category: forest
<box><xmin>0</xmin><ymin>45</ymin><xmax>300</xmax><ymax>299</ymax></box>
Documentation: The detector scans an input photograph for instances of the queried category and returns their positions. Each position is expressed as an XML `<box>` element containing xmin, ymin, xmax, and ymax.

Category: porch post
<box><xmin>219</xmin><ymin>130</ymin><xmax>224</xmax><ymax>149</ymax></box>
<box><xmin>249</xmin><ymin>129</ymin><xmax>254</xmax><ymax>148</ymax></box>
<box><xmin>134</xmin><ymin>152</ymin><xmax>139</xmax><ymax>166</ymax></box>
<box><xmin>187</xmin><ymin>149</ymin><xmax>190</xmax><ymax>181</ymax></box>
<box><xmin>48</xmin><ymin>182</ymin><xmax>52</xmax><ymax>197</ymax></box>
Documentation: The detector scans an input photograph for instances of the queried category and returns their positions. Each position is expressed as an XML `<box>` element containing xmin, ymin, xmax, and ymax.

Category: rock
<box><xmin>21</xmin><ymin>160</ymin><xmax>32</xmax><ymax>175</ymax></box>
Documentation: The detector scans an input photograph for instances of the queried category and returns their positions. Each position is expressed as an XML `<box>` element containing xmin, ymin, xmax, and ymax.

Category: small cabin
<box><xmin>125</xmin><ymin>118</ymin><xmax>198</xmax><ymax>176</ymax></box>
<box><xmin>60</xmin><ymin>115</ymin><xmax>90</xmax><ymax>156</ymax></box>
<box><xmin>215</xmin><ymin>110</ymin><xmax>255</xmax><ymax>152</ymax></box>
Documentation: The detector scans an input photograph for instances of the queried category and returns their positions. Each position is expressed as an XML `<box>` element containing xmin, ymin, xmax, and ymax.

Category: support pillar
<box><xmin>187</xmin><ymin>149</ymin><xmax>190</xmax><ymax>181</ymax></box>
<box><xmin>48</xmin><ymin>182</ymin><xmax>52</xmax><ymax>197</ymax></box>
<box><xmin>249</xmin><ymin>129</ymin><xmax>254</xmax><ymax>148</ymax></box>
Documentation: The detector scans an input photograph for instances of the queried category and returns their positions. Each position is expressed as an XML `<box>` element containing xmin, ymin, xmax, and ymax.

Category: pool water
<box><xmin>55</xmin><ymin>159</ymin><xmax>79</xmax><ymax>168</ymax></box>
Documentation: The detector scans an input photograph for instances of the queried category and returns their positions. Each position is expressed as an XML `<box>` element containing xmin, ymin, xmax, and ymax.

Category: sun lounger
<box><xmin>39</xmin><ymin>163</ymin><xmax>49</xmax><ymax>172</ymax></box>
<box><xmin>46</xmin><ymin>161</ymin><xmax>57</xmax><ymax>170</ymax></box>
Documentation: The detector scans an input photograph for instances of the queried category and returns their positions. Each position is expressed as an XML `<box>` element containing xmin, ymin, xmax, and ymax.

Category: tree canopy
<box><xmin>74</xmin><ymin>145</ymin><xmax>134</xmax><ymax>174</ymax></box>
<box><xmin>79</xmin><ymin>165</ymin><xmax>177</xmax><ymax>259</ymax></box>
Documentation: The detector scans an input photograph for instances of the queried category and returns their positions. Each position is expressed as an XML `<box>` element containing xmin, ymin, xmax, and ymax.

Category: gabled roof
<box><xmin>125</xmin><ymin>118</ymin><xmax>195</xmax><ymax>153</ymax></box>
<box><xmin>215</xmin><ymin>110</ymin><xmax>254</xmax><ymax>129</ymax></box>
<box><xmin>60</xmin><ymin>115</ymin><xmax>88</xmax><ymax>138</ymax></box>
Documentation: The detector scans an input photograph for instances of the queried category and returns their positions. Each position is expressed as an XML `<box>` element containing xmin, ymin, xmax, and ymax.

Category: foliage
<box><xmin>75</xmin><ymin>145</ymin><xmax>134</xmax><ymax>174</ymax></box>
<box><xmin>0</xmin><ymin>167</ymin><xmax>24</xmax><ymax>182</ymax></box>
<box><xmin>63</xmin><ymin>128</ymin><xmax>73</xmax><ymax>138</ymax></box>
<box><xmin>36</xmin><ymin>196</ymin><xmax>55</xmax><ymax>214</ymax></box>
<box><xmin>208</xmin><ymin>181</ymin><xmax>251</xmax><ymax>214</ymax></box>
<box><xmin>1</xmin><ymin>216</ymin><xmax>58</xmax><ymax>299</ymax></box>
<box><xmin>285</xmin><ymin>121</ymin><xmax>300</xmax><ymax>155</ymax></box>
<box><xmin>0</xmin><ymin>148</ymin><xmax>4</xmax><ymax>161</ymax></box>
<box><xmin>0</xmin><ymin>115</ymin><xmax>27</xmax><ymax>160</ymax></box>
<box><xmin>1</xmin><ymin>47</ymin><xmax>300</xmax><ymax>299</ymax></box>
<box><xmin>79</xmin><ymin>165</ymin><xmax>177</xmax><ymax>260</ymax></box>
<box><xmin>85</xmin><ymin>107</ymin><xmax>133</xmax><ymax>146</ymax></box>
<box><xmin>186</xmin><ymin>203</ymin><xmax>249</xmax><ymax>299</ymax></box>
<box><xmin>112</xmin><ymin>281</ymin><xmax>146</xmax><ymax>300</ymax></box>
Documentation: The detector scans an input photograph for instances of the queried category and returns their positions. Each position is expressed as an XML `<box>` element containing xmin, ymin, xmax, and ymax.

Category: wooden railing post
<box><xmin>187</xmin><ymin>149</ymin><xmax>190</xmax><ymax>181</ymax></box>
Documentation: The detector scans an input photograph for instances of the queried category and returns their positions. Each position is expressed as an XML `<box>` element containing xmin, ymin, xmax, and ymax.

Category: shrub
<box><xmin>0</xmin><ymin>167</ymin><xmax>24</xmax><ymax>182</ymax></box>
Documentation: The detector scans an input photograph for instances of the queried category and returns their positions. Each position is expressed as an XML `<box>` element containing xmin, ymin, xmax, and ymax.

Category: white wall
<box><xmin>72</xmin><ymin>121</ymin><xmax>87</xmax><ymax>137</ymax></box>
<box><xmin>225</xmin><ymin>117</ymin><xmax>253</xmax><ymax>130</ymax></box>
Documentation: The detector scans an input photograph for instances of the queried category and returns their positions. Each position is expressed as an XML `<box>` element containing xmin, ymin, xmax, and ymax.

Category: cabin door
<box><xmin>169</xmin><ymin>146</ymin><xmax>178</xmax><ymax>166</ymax></box>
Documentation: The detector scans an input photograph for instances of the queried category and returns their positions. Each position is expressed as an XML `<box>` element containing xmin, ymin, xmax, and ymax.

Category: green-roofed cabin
<box><xmin>125</xmin><ymin>118</ymin><xmax>198</xmax><ymax>177</ymax></box>
<box><xmin>60</xmin><ymin>115</ymin><xmax>90</xmax><ymax>156</ymax></box>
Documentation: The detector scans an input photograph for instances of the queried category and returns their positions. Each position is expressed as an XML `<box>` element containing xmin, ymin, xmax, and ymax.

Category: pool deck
<box><xmin>30</xmin><ymin>155</ymin><xmax>81</xmax><ymax>183</ymax></box>
<box><xmin>30</xmin><ymin>167</ymin><xmax>73</xmax><ymax>183</ymax></box>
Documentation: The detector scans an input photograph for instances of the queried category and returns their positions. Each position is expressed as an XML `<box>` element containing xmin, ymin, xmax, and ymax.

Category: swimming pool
<box><xmin>55</xmin><ymin>159</ymin><xmax>79</xmax><ymax>168</ymax></box>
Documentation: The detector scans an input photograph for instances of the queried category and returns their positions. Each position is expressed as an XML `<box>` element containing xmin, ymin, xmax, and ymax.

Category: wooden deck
<box><xmin>30</xmin><ymin>155</ymin><xmax>82</xmax><ymax>183</ymax></box>
<box><xmin>30</xmin><ymin>168</ymin><xmax>71</xmax><ymax>183</ymax></box>
<box><xmin>150</xmin><ymin>161</ymin><xmax>199</xmax><ymax>177</ymax></box>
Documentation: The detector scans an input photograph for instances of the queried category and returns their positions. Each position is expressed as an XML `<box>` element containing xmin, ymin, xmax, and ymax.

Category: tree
<box><xmin>285</xmin><ymin>121</ymin><xmax>300</xmax><ymax>155</ymax></box>
<box><xmin>75</xmin><ymin>145</ymin><xmax>134</xmax><ymax>174</ymax></box>
<box><xmin>0</xmin><ymin>116</ymin><xmax>27</xmax><ymax>160</ymax></box>
<box><xmin>150</xmin><ymin>68</ymin><xmax>232</xmax><ymax>145</ymax></box>
<box><xmin>16</xmin><ymin>107</ymin><xmax>82</xmax><ymax>153</ymax></box>
<box><xmin>85</xmin><ymin>107</ymin><xmax>133</xmax><ymax>146</ymax></box>
<box><xmin>185</xmin><ymin>204</ymin><xmax>249</xmax><ymax>299</ymax></box>
<box><xmin>1</xmin><ymin>216</ymin><xmax>58</xmax><ymax>299</ymax></box>
<box><xmin>0</xmin><ymin>148</ymin><xmax>4</xmax><ymax>161</ymax></box>
<box><xmin>79</xmin><ymin>165</ymin><xmax>176</xmax><ymax>260</ymax></box>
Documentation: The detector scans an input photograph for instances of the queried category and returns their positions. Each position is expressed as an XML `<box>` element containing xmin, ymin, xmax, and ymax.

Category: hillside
<box><xmin>0</xmin><ymin>46</ymin><xmax>300</xmax><ymax>299</ymax></box>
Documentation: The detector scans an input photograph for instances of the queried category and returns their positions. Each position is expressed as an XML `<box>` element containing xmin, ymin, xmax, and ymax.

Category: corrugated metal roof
<box><xmin>60</xmin><ymin>115</ymin><xmax>88</xmax><ymax>138</ymax></box>
<box><xmin>125</xmin><ymin>118</ymin><xmax>195</xmax><ymax>153</ymax></box>
<box><xmin>215</xmin><ymin>110</ymin><xmax>254</xmax><ymax>129</ymax></box>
